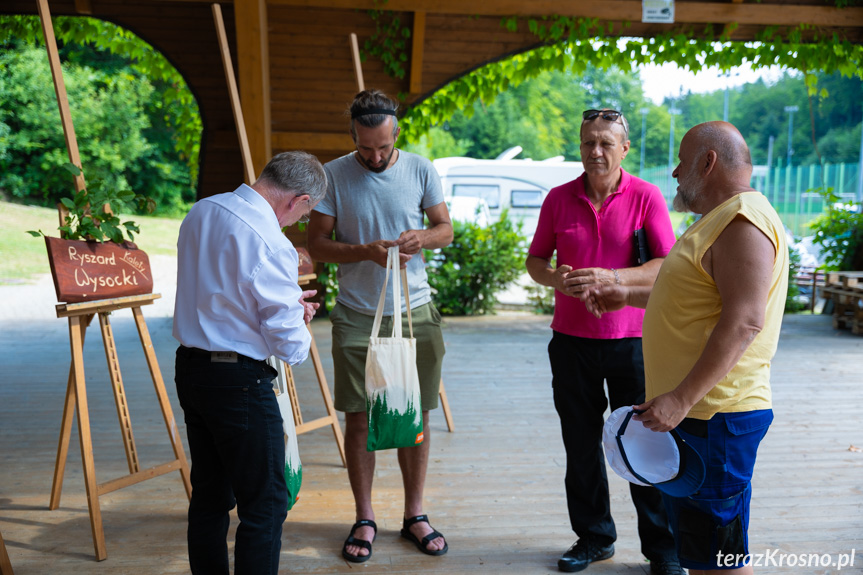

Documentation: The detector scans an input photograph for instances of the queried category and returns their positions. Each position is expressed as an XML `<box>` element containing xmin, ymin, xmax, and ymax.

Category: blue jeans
<box><xmin>175</xmin><ymin>346</ymin><xmax>288</xmax><ymax>575</ymax></box>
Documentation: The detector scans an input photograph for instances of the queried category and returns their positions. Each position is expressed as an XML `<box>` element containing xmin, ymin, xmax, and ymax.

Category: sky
<box><xmin>639</xmin><ymin>62</ymin><xmax>790</xmax><ymax>105</ymax></box>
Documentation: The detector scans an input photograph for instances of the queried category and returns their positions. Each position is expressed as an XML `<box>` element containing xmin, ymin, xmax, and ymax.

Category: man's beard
<box><xmin>357</xmin><ymin>148</ymin><xmax>395</xmax><ymax>173</ymax></box>
<box><xmin>673</xmin><ymin>165</ymin><xmax>703</xmax><ymax>213</ymax></box>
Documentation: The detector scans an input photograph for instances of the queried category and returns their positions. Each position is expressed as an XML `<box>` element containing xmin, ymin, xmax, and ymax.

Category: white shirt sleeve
<box><xmin>250</xmin><ymin>246</ymin><xmax>312</xmax><ymax>365</ymax></box>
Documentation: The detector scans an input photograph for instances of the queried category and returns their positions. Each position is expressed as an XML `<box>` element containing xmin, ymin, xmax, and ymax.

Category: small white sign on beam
<box><xmin>642</xmin><ymin>0</ymin><xmax>675</xmax><ymax>23</ymax></box>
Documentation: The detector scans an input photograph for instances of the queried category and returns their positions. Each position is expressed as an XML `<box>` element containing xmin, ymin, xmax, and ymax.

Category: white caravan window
<box><xmin>453</xmin><ymin>184</ymin><xmax>500</xmax><ymax>209</ymax></box>
<box><xmin>511</xmin><ymin>189</ymin><xmax>543</xmax><ymax>208</ymax></box>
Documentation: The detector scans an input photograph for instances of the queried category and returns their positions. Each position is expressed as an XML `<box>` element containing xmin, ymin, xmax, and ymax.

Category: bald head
<box><xmin>673</xmin><ymin>122</ymin><xmax>756</xmax><ymax>214</ymax></box>
<box><xmin>687</xmin><ymin>121</ymin><xmax>752</xmax><ymax>175</ymax></box>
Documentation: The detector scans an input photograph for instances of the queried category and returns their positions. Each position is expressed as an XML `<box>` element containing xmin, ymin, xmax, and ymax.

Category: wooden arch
<box><xmin>3</xmin><ymin>0</ymin><xmax>863</xmax><ymax>203</ymax></box>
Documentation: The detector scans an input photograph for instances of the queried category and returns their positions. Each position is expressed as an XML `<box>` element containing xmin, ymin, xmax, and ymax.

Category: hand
<box><xmin>564</xmin><ymin>267</ymin><xmax>617</xmax><ymax>294</ymax></box>
<box><xmin>551</xmin><ymin>265</ymin><xmax>575</xmax><ymax>296</ymax></box>
<box><xmin>633</xmin><ymin>392</ymin><xmax>690</xmax><ymax>432</ymax></box>
<box><xmin>298</xmin><ymin>289</ymin><xmax>320</xmax><ymax>324</ymax></box>
<box><xmin>394</xmin><ymin>229</ymin><xmax>423</xmax><ymax>255</ymax></box>
<box><xmin>579</xmin><ymin>284</ymin><xmax>629</xmax><ymax>318</ymax></box>
<box><xmin>366</xmin><ymin>239</ymin><xmax>412</xmax><ymax>268</ymax></box>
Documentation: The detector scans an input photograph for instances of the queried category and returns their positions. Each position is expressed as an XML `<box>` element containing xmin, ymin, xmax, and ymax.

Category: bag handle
<box><xmin>370</xmin><ymin>246</ymin><xmax>414</xmax><ymax>339</ymax></box>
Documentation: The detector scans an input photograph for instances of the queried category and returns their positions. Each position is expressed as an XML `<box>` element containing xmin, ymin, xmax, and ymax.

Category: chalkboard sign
<box><xmin>45</xmin><ymin>236</ymin><xmax>154</xmax><ymax>303</ymax></box>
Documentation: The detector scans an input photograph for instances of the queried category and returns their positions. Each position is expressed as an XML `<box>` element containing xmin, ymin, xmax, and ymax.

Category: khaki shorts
<box><xmin>330</xmin><ymin>301</ymin><xmax>445</xmax><ymax>413</ymax></box>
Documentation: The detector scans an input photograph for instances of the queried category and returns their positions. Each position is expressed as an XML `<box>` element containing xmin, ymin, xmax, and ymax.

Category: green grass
<box><xmin>0</xmin><ymin>200</ymin><xmax>183</xmax><ymax>285</ymax></box>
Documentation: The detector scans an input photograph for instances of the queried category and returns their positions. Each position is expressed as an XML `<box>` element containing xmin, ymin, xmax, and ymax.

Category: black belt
<box><xmin>179</xmin><ymin>345</ymin><xmax>269</xmax><ymax>366</ymax></box>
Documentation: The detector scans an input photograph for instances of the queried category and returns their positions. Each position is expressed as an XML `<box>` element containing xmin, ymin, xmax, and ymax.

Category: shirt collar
<box><xmin>576</xmin><ymin>168</ymin><xmax>632</xmax><ymax>198</ymax></box>
<box><xmin>235</xmin><ymin>183</ymin><xmax>281</xmax><ymax>230</ymax></box>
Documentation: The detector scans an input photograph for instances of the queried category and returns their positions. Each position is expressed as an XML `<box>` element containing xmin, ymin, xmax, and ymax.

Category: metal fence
<box><xmin>639</xmin><ymin>162</ymin><xmax>862</xmax><ymax>236</ymax></box>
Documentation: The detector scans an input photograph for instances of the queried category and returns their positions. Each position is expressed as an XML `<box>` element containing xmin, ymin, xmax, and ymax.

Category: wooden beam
<box><xmin>234</xmin><ymin>0</ymin><xmax>272</xmax><ymax>179</ymax></box>
<box><xmin>272</xmin><ymin>131</ymin><xmax>354</xmax><ymax>151</ymax></box>
<box><xmin>409</xmin><ymin>11</ymin><xmax>426</xmax><ymax>95</ymax></box>
<box><xmin>74</xmin><ymin>0</ymin><xmax>93</xmax><ymax>14</ymax></box>
<box><xmin>269</xmin><ymin>0</ymin><xmax>863</xmax><ymax>28</ymax></box>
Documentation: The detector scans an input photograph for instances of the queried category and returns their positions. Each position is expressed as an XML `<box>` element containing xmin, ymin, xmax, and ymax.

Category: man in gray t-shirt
<box><xmin>308</xmin><ymin>89</ymin><xmax>453</xmax><ymax>564</ymax></box>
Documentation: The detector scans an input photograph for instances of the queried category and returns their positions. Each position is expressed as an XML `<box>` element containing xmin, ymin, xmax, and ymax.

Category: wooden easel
<box><xmin>36</xmin><ymin>0</ymin><xmax>192</xmax><ymax>560</ymax></box>
<box><xmin>267</xmin><ymin>274</ymin><xmax>347</xmax><ymax>466</ymax></box>
<box><xmin>0</xmin><ymin>530</ymin><xmax>13</xmax><ymax>575</ymax></box>
<box><xmin>50</xmin><ymin>295</ymin><xmax>192</xmax><ymax>561</ymax></box>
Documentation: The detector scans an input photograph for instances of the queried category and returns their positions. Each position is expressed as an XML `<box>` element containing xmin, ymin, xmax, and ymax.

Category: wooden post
<box><xmin>233</xmin><ymin>0</ymin><xmax>272</xmax><ymax>177</ymax></box>
<box><xmin>409</xmin><ymin>11</ymin><xmax>426</xmax><ymax>95</ymax></box>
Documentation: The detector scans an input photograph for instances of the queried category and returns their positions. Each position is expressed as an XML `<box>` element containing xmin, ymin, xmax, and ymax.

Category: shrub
<box><xmin>425</xmin><ymin>211</ymin><xmax>526</xmax><ymax>316</ymax></box>
<box><xmin>809</xmin><ymin>188</ymin><xmax>863</xmax><ymax>271</ymax></box>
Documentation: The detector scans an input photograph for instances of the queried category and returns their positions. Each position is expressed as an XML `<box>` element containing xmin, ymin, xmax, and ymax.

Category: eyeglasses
<box><xmin>582</xmin><ymin>109</ymin><xmax>628</xmax><ymax>138</ymax></box>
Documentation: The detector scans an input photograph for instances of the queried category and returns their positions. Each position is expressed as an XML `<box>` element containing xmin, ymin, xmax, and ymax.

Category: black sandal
<box><xmin>400</xmin><ymin>514</ymin><xmax>448</xmax><ymax>556</ymax></box>
<box><xmin>342</xmin><ymin>519</ymin><xmax>377</xmax><ymax>563</ymax></box>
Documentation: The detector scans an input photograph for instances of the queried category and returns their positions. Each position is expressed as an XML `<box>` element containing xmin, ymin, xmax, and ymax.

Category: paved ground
<box><xmin>0</xmin><ymin>267</ymin><xmax>862</xmax><ymax>574</ymax></box>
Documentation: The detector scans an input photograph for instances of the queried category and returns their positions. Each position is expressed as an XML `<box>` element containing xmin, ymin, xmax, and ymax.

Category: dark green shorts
<box><xmin>330</xmin><ymin>301</ymin><xmax>445</xmax><ymax>413</ymax></box>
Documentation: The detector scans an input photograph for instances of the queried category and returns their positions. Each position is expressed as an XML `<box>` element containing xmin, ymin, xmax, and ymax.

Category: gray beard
<box><xmin>673</xmin><ymin>192</ymin><xmax>691</xmax><ymax>213</ymax></box>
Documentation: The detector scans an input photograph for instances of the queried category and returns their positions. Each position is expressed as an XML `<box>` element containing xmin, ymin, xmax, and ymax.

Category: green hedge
<box><xmin>425</xmin><ymin>212</ymin><xmax>526</xmax><ymax>316</ymax></box>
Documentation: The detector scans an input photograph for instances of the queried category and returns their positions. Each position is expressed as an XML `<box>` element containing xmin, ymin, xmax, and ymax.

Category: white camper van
<box><xmin>433</xmin><ymin>147</ymin><xmax>585</xmax><ymax>239</ymax></box>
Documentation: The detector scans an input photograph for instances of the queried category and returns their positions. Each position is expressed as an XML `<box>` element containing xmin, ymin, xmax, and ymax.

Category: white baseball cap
<box><xmin>602</xmin><ymin>406</ymin><xmax>706</xmax><ymax>497</ymax></box>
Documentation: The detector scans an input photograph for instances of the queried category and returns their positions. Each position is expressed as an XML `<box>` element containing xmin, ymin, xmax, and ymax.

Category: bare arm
<box><xmin>395</xmin><ymin>201</ymin><xmax>453</xmax><ymax>254</ymax></box>
<box><xmin>525</xmin><ymin>254</ymin><xmax>574</xmax><ymax>295</ymax></box>
<box><xmin>565</xmin><ymin>257</ymin><xmax>665</xmax><ymax>293</ymax></box>
<box><xmin>579</xmin><ymin>284</ymin><xmax>653</xmax><ymax>317</ymax></box>
<box><xmin>635</xmin><ymin>216</ymin><xmax>776</xmax><ymax>432</ymax></box>
<box><xmin>306</xmin><ymin>212</ymin><xmax>401</xmax><ymax>268</ymax></box>
<box><xmin>307</xmin><ymin>202</ymin><xmax>453</xmax><ymax>268</ymax></box>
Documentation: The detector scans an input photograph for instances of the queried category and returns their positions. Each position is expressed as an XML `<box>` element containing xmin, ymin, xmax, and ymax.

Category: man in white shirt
<box><xmin>173</xmin><ymin>150</ymin><xmax>327</xmax><ymax>575</ymax></box>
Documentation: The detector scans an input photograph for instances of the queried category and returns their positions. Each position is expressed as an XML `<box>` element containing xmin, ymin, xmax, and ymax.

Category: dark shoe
<box><xmin>342</xmin><ymin>519</ymin><xmax>377</xmax><ymax>563</ymax></box>
<box><xmin>558</xmin><ymin>540</ymin><xmax>614</xmax><ymax>572</ymax></box>
<box><xmin>650</xmin><ymin>558</ymin><xmax>686</xmax><ymax>575</ymax></box>
<box><xmin>400</xmin><ymin>514</ymin><xmax>448</xmax><ymax>556</ymax></box>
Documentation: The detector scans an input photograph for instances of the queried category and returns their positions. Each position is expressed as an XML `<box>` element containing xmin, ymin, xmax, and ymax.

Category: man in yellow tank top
<box><xmin>580</xmin><ymin>122</ymin><xmax>789</xmax><ymax>574</ymax></box>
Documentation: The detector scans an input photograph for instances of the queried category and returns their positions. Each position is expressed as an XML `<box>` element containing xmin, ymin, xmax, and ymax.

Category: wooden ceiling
<box><xmin>4</xmin><ymin>0</ymin><xmax>863</xmax><ymax>200</ymax></box>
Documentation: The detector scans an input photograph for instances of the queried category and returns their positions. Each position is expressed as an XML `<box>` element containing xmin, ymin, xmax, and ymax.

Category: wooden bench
<box><xmin>821</xmin><ymin>271</ymin><xmax>863</xmax><ymax>334</ymax></box>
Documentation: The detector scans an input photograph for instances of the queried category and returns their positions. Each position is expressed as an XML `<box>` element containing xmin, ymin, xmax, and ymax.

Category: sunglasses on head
<box><xmin>582</xmin><ymin>109</ymin><xmax>628</xmax><ymax>138</ymax></box>
<box><xmin>582</xmin><ymin>109</ymin><xmax>622</xmax><ymax>122</ymax></box>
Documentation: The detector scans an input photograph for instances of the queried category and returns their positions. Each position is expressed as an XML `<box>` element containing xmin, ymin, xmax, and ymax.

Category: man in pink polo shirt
<box><xmin>526</xmin><ymin>109</ymin><xmax>680</xmax><ymax>574</ymax></box>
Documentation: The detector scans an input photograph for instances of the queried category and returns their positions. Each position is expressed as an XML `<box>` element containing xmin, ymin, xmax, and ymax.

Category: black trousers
<box><xmin>549</xmin><ymin>332</ymin><xmax>676</xmax><ymax>562</ymax></box>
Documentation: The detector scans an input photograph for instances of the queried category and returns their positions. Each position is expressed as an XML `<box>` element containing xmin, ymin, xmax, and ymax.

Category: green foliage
<box><xmin>319</xmin><ymin>261</ymin><xmax>340</xmax><ymax>313</ymax></box>
<box><xmin>785</xmin><ymin>244</ymin><xmax>808</xmax><ymax>313</ymax></box>
<box><xmin>526</xmin><ymin>282</ymin><xmax>555</xmax><ymax>315</ymax></box>
<box><xmin>808</xmin><ymin>188</ymin><xmax>863</xmax><ymax>271</ymax></box>
<box><xmin>424</xmin><ymin>212</ymin><xmax>527</xmax><ymax>315</ymax></box>
<box><xmin>0</xmin><ymin>15</ymin><xmax>199</xmax><ymax>215</ymax></box>
<box><xmin>363</xmin><ymin>2</ymin><xmax>411</xmax><ymax>80</ymax></box>
<box><xmin>395</xmin><ymin>16</ymin><xmax>863</xmax><ymax>145</ymax></box>
<box><xmin>401</xmin><ymin>127</ymin><xmax>471</xmax><ymax>160</ymax></box>
<box><xmin>27</xmin><ymin>163</ymin><xmax>155</xmax><ymax>243</ymax></box>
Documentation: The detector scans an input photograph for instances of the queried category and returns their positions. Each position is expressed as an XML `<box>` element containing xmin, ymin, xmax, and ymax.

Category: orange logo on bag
<box><xmin>415</xmin><ymin>432</ymin><xmax>424</xmax><ymax>444</ymax></box>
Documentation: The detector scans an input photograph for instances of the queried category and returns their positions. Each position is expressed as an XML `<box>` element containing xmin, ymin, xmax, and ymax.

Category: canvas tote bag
<box><xmin>365</xmin><ymin>246</ymin><xmax>424</xmax><ymax>451</ymax></box>
<box><xmin>268</xmin><ymin>356</ymin><xmax>303</xmax><ymax>510</ymax></box>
